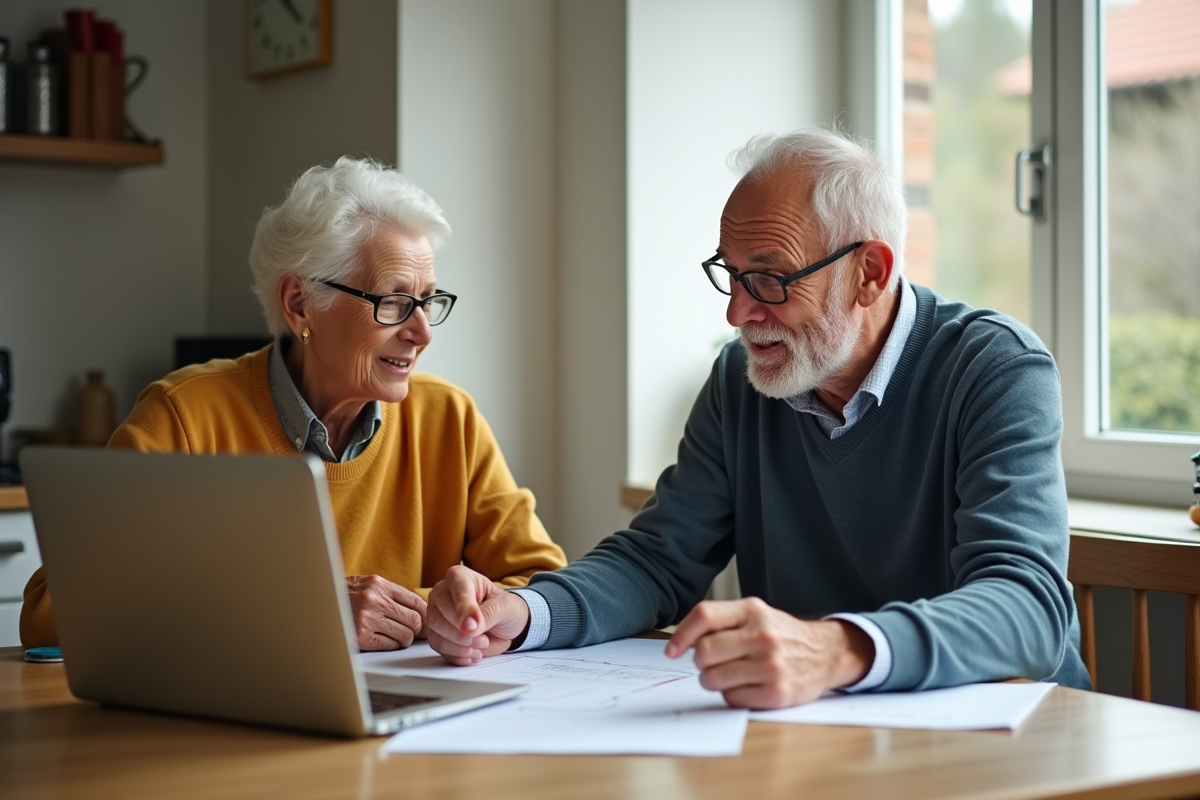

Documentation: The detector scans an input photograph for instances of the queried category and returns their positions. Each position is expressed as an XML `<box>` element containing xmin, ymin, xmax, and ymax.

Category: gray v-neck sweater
<box><xmin>528</xmin><ymin>286</ymin><xmax>1088</xmax><ymax>691</ymax></box>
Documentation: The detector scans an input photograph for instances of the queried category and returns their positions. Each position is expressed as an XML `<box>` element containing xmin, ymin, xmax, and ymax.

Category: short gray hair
<box><xmin>731</xmin><ymin>128</ymin><xmax>907</xmax><ymax>287</ymax></box>
<box><xmin>249</xmin><ymin>156</ymin><xmax>452</xmax><ymax>337</ymax></box>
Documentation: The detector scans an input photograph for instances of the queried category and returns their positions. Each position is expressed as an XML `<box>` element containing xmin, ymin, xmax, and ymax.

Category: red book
<box><xmin>64</xmin><ymin>9</ymin><xmax>95</xmax><ymax>52</ymax></box>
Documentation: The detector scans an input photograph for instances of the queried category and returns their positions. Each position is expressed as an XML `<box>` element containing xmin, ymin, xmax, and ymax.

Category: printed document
<box><xmin>364</xmin><ymin>639</ymin><xmax>748</xmax><ymax>756</ymax></box>
<box><xmin>750</xmin><ymin>681</ymin><xmax>1055</xmax><ymax>730</ymax></box>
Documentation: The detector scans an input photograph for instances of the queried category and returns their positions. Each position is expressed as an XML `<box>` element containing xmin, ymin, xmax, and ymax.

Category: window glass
<box><xmin>909</xmin><ymin>0</ymin><xmax>1032</xmax><ymax>323</ymax></box>
<box><xmin>1104</xmin><ymin>0</ymin><xmax>1200</xmax><ymax>436</ymax></box>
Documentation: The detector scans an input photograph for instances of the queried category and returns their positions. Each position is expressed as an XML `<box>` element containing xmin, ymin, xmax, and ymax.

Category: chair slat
<box><xmin>1077</xmin><ymin>584</ymin><xmax>1098</xmax><ymax>689</ymax></box>
<box><xmin>1132</xmin><ymin>589</ymin><xmax>1152</xmax><ymax>701</ymax></box>
<box><xmin>1187</xmin><ymin>594</ymin><xmax>1200</xmax><ymax>711</ymax></box>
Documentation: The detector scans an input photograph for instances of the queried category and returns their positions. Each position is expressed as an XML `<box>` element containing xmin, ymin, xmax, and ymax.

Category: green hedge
<box><xmin>1109</xmin><ymin>313</ymin><xmax>1200</xmax><ymax>433</ymax></box>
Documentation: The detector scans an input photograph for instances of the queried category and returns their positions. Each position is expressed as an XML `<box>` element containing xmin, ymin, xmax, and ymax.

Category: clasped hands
<box><xmin>425</xmin><ymin>565</ymin><xmax>875</xmax><ymax>709</ymax></box>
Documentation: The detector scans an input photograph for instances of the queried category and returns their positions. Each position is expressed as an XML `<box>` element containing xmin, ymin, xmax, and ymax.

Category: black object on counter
<box><xmin>174</xmin><ymin>336</ymin><xmax>272</xmax><ymax>370</ymax></box>
<box><xmin>0</xmin><ymin>37</ymin><xmax>12</xmax><ymax>133</ymax></box>
<box><xmin>0</xmin><ymin>348</ymin><xmax>17</xmax><ymax>485</ymax></box>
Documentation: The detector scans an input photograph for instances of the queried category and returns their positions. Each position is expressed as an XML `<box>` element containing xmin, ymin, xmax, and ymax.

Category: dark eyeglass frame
<box><xmin>701</xmin><ymin>241</ymin><xmax>864</xmax><ymax>304</ymax></box>
<box><xmin>321</xmin><ymin>281</ymin><xmax>458</xmax><ymax>326</ymax></box>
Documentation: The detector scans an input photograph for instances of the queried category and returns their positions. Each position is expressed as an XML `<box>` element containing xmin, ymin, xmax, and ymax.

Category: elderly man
<box><xmin>425</xmin><ymin>128</ymin><xmax>1089</xmax><ymax>708</ymax></box>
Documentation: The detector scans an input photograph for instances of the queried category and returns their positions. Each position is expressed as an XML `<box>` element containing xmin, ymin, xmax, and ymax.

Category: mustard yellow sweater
<box><xmin>20</xmin><ymin>347</ymin><xmax>566</xmax><ymax>647</ymax></box>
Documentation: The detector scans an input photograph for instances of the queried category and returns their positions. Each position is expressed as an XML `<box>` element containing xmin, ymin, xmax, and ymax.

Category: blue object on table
<box><xmin>24</xmin><ymin>647</ymin><xmax>63</xmax><ymax>663</ymax></box>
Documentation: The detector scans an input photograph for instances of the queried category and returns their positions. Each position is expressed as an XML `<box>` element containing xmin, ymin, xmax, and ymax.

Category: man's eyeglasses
<box><xmin>701</xmin><ymin>241</ymin><xmax>863</xmax><ymax>304</ymax></box>
<box><xmin>322</xmin><ymin>281</ymin><xmax>458</xmax><ymax>326</ymax></box>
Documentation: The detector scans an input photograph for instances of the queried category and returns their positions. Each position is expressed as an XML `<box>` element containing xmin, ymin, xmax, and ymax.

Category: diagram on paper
<box><xmin>363</xmin><ymin>638</ymin><xmax>749</xmax><ymax>756</ymax></box>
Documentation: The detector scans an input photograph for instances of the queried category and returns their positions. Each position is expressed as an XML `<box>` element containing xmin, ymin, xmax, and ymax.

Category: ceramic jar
<box><xmin>76</xmin><ymin>370</ymin><xmax>116</xmax><ymax>446</ymax></box>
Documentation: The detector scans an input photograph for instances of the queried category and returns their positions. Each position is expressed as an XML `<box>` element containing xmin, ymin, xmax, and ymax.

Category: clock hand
<box><xmin>279</xmin><ymin>0</ymin><xmax>303</xmax><ymax>23</ymax></box>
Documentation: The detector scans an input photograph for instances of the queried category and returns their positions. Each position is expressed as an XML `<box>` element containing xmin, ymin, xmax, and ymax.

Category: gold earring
<box><xmin>301</xmin><ymin>327</ymin><xmax>311</xmax><ymax>344</ymax></box>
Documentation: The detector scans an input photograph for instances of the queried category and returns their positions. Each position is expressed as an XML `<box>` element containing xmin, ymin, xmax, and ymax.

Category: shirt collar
<box><xmin>268</xmin><ymin>339</ymin><xmax>383</xmax><ymax>463</ymax></box>
<box><xmin>784</xmin><ymin>276</ymin><xmax>917</xmax><ymax>423</ymax></box>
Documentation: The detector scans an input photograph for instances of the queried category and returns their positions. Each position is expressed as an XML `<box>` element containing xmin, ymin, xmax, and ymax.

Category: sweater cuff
<box><xmin>524</xmin><ymin>577</ymin><xmax>587</xmax><ymax>650</ymax></box>
<box><xmin>860</xmin><ymin>608</ymin><xmax>928</xmax><ymax>692</ymax></box>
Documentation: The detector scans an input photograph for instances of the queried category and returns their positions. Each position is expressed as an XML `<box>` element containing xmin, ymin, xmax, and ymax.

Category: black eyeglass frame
<box><xmin>701</xmin><ymin>241</ymin><xmax>864</xmax><ymax>304</ymax></box>
<box><xmin>321</xmin><ymin>281</ymin><xmax>458</xmax><ymax>326</ymax></box>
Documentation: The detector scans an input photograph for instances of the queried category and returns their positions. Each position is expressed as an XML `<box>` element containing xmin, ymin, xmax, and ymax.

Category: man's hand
<box><xmin>665</xmin><ymin>597</ymin><xmax>875</xmax><ymax>709</ymax></box>
<box><xmin>345</xmin><ymin>575</ymin><xmax>426</xmax><ymax>651</ymax></box>
<box><xmin>426</xmin><ymin>565</ymin><xmax>531</xmax><ymax>665</ymax></box>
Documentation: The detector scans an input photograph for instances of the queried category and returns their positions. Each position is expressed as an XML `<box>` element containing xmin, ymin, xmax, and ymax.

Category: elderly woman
<box><xmin>21</xmin><ymin>157</ymin><xmax>567</xmax><ymax>650</ymax></box>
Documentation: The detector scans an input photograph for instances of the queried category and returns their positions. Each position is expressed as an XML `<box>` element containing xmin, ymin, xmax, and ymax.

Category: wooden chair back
<box><xmin>1068</xmin><ymin>531</ymin><xmax>1200</xmax><ymax>709</ymax></box>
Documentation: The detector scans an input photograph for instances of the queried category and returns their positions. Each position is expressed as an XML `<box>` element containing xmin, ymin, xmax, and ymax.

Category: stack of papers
<box><xmin>751</xmin><ymin>681</ymin><xmax>1055</xmax><ymax>730</ymax></box>
<box><xmin>361</xmin><ymin>639</ymin><xmax>1056</xmax><ymax>757</ymax></box>
<box><xmin>365</xmin><ymin>639</ymin><xmax>747</xmax><ymax>757</ymax></box>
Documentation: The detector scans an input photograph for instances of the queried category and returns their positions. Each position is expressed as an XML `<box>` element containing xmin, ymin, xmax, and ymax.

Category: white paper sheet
<box><xmin>750</xmin><ymin>681</ymin><xmax>1055</xmax><ymax>730</ymax></box>
<box><xmin>364</xmin><ymin>639</ymin><xmax>748</xmax><ymax>756</ymax></box>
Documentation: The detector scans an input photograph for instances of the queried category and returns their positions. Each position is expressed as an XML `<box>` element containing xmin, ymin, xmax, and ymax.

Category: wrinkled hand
<box><xmin>345</xmin><ymin>574</ymin><xmax>426</xmax><ymax>651</ymax></box>
<box><xmin>665</xmin><ymin>597</ymin><xmax>874</xmax><ymax>709</ymax></box>
<box><xmin>426</xmin><ymin>565</ymin><xmax>531</xmax><ymax>665</ymax></box>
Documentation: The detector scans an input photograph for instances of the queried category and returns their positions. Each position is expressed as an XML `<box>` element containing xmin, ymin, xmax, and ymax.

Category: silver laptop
<box><xmin>20</xmin><ymin>447</ymin><xmax>528</xmax><ymax>737</ymax></box>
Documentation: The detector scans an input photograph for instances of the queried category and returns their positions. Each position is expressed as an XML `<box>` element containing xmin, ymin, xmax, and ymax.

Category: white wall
<box><xmin>554</xmin><ymin>1</ymin><xmax>633</xmax><ymax>557</ymax></box>
<box><xmin>0</xmin><ymin>1</ymin><xmax>207</xmax><ymax>453</ymax></box>
<box><xmin>626</xmin><ymin>0</ymin><xmax>848</xmax><ymax>485</ymax></box>
<box><xmin>206</xmin><ymin>0</ymin><xmax>399</xmax><ymax>335</ymax></box>
<box><xmin>398</xmin><ymin>0</ymin><xmax>562</xmax><ymax>534</ymax></box>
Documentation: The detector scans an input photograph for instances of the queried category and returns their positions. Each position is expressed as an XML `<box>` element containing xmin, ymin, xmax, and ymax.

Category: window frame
<box><xmin>1032</xmin><ymin>0</ymin><xmax>1200</xmax><ymax>506</ymax></box>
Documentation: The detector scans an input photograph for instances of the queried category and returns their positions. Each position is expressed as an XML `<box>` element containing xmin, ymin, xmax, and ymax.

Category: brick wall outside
<box><xmin>903</xmin><ymin>0</ymin><xmax>935</xmax><ymax>287</ymax></box>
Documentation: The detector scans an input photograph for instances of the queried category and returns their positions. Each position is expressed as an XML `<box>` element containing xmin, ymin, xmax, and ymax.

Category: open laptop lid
<box><xmin>21</xmin><ymin>447</ymin><xmax>373</xmax><ymax>737</ymax></box>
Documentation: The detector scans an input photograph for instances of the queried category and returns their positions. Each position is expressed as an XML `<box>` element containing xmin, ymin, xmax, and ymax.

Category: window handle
<box><xmin>1015</xmin><ymin>144</ymin><xmax>1051</xmax><ymax>222</ymax></box>
<box><xmin>0</xmin><ymin>540</ymin><xmax>25</xmax><ymax>555</ymax></box>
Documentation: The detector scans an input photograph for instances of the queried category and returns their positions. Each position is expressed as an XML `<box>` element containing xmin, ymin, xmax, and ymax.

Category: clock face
<box><xmin>247</xmin><ymin>0</ymin><xmax>331</xmax><ymax>78</ymax></box>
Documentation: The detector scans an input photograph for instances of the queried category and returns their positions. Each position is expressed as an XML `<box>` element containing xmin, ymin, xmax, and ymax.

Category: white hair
<box><xmin>249</xmin><ymin>156</ymin><xmax>452</xmax><ymax>338</ymax></box>
<box><xmin>731</xmin><ymin>127</ymin><xmax>907</xmax><ymax>288</ymax></box>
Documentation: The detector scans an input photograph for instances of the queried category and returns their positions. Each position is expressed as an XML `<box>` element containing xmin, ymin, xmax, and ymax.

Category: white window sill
<box><xmin>1068</xmin><ymin>498</ymin><xmax>1200</xmax><ymax>544</ymax></box>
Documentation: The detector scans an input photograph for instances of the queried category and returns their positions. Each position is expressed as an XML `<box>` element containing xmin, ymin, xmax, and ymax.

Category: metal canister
<box><xmin>0</xmin><ymin>38</ymin><xmax>11</xmax><ymax>133</ymax></box>
<box><xmin>25</xmin><ymin>41</ymin><xmax>60</xmax><ymax>136</ymax></box>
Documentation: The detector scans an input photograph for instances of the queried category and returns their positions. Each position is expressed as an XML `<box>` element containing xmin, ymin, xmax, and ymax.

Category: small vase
<box><xmin>76</xmin><ymin>370</ymin><xmax>116</xmax><ymax>446</ymax></box>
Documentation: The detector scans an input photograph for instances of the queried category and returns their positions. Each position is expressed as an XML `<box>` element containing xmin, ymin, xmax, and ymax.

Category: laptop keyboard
<box><xmin>369</xmin><ymin>690</ymin><xmax>441</xmax><ymax>714</ymax></box>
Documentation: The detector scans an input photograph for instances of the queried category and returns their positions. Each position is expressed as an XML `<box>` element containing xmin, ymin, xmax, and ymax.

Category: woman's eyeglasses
<box><xmin>321</xmin><ymin>281</ymin><xmax>458</xmax><ymax>326</ymax></box>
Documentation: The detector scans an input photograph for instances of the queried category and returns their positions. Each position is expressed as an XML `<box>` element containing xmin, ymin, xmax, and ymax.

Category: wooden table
<box><xmin>4</xmin><ymin>647</ymin><xmax>1200</xmax><ymax>800</ymax></box>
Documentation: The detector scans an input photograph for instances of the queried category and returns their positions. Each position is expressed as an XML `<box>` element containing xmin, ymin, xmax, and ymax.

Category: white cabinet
<box><xmin>0</xmin><ymin>511</ymin><xmax>40</xmax><ymax>647</ymax></box>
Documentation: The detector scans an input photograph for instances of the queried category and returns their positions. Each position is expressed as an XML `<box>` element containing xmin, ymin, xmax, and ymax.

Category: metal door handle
<box><xmin>0</xmin><ymin>540</ymin><xmax>25</xmax><ymax>555</ymax></box>
<box><xmin>1015</xmin><ymin>144</ymin><xmax>1051</xmax><ymax>222</ymax></box>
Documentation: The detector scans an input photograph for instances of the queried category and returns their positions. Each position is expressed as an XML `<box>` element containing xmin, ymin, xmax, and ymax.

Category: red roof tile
<box><xmin>996</xmin><ymin>0</ymin><xmax>1200</xmax><ymax>96</ymax></box>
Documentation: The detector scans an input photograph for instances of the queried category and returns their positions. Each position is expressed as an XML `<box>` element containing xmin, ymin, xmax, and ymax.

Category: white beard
<box><xmin>739</xmin><ymin>281</ymin><xmax>861</xmax><ymax>399</ymax></box>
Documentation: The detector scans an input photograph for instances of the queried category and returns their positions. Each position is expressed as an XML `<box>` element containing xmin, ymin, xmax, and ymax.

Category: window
<box><xmin>1101</xmin><ymin>0</ymin><xmax>1200</xmax><ymax>438</ymax></box>
<box><xmin>905</xmin><ymin>0</ymin><xmax>1033</xmax><ymax>324</ymax></box>
<box><xmin>902</xmin><ymin>0</ymin><xmax>1200</xmax><ymax>504</ymax></box>
<box><xmin>1038</xmin><ymin>0</ymin><xmax>1200</xmax><ymax>504</ymax></box>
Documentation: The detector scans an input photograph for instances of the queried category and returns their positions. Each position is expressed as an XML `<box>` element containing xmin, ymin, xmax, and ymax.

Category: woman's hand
<box><xmin>345</xmin><ymin>575</ymin><xmax>426</xmax><ymax>650</ymax></box>
<box><xmin>426</xmin><ymin>565</ymin><xmax>531</xmax><ymax>665</ymax></box>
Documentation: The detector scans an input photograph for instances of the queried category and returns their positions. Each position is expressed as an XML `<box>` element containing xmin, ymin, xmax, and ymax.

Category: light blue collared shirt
<box><xmin>515</xmin><ymin>279</ymin><xmax>918</xmax><ymax>681</ymax></box>
<box><xmin>784</xmin><ymin>277</ymin><xmax>917</xmax><ymax>437</ymax></box>
<box><xmin>268</xmin><ymin>339</ymin><xmax>383</xmax><ymax>463</ymax></box>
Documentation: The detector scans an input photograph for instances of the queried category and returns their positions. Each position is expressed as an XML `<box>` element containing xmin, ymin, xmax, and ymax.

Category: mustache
<box><xmin>739</xmin><ymin>323</ymin><xmax>797</xmax><ymax>346</ymax></box>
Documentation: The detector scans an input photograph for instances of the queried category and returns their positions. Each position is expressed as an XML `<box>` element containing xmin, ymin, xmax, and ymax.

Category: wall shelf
<box><xmin>0</xmin><ymin>134</ymin><xmax>164</xmax><ymax>168</ymax></box>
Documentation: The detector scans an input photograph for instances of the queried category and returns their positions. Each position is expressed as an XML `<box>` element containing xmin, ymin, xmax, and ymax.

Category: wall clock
<box><xmin>245</xmin><ymin>0</ymin><xmax>332</xmax><ymax>79</ymax></box>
